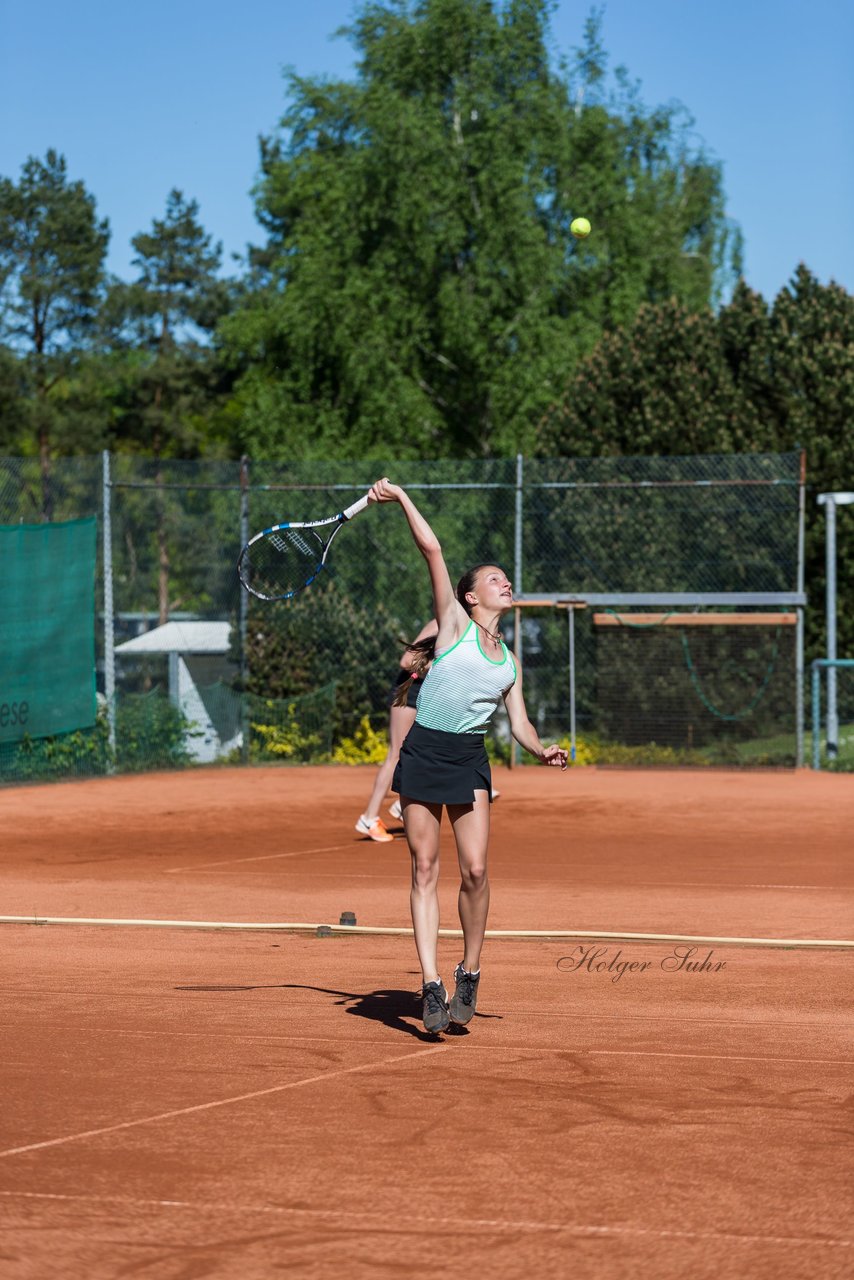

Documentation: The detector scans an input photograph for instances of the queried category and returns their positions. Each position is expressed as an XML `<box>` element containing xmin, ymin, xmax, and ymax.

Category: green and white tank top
<box><xmin>415</xmin><ymin>620</ymin><xmax>516</xmax><ymax>735</ymax></box>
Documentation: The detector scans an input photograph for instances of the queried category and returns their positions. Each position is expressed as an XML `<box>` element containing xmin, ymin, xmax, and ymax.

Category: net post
<box><xmin>101</xmin><ymin>449</ymin><xmax>116</xmax><ymax>769</ymax></box>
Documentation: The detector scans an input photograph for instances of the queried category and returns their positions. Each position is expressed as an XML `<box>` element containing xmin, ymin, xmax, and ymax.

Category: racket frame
<box><xmin>237</xmin><ymin>493</ymin><xmax>371</xmax><ymax>602</ymax></box>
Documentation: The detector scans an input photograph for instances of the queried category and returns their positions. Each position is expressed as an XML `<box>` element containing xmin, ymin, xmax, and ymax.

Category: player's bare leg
<box><xmin>403</xmin><ymin>798</ymin><xmax>449</xmax><ymax>1032</ymax></box>
<box><xmin>445</xmin><ymin>791</ymin><xmax>490</xmax><ymax>1024</ymax></box>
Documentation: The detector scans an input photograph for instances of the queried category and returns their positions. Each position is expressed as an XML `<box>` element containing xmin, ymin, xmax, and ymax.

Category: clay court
<box><xmin>1</xmin><ymin>764</ymin><xmax>852</xmax><ymax>1279</ymax></box>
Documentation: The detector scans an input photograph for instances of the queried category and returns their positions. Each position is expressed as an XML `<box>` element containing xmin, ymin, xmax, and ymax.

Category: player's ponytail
<box><xmin>392</xmin><ymin>636</ymin><xmax>436</xmax><ymax>708</ymax></box>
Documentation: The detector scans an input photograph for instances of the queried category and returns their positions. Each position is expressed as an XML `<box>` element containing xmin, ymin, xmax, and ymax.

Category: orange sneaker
<box><xmin>355</xmin><ymin>814</ymin><xmax>394</xmax><ymax>843</ymax></box>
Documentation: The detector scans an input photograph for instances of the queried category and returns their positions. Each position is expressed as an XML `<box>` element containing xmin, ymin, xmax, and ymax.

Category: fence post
<box><xmin>817</xmin><ymin>492</ymin><xmax>854</xmax><ymax>760</ymax></box>
<box><xmin>239</xmin><ymin>456</ymin><xmax>250</xmax><ymax>762</ymax></box>
<box><xmin>102</xmin><ymin>450</ymin><xmax>116</xmax><ymax>767</ymax></box>
<box><xmin>796</xmin><ymin>450</ymin><xmax>806</xmax><ymax>766</ymax></box>
<box><xmin>512</xmin><ymin>455</ymin><xmax>524</xmax><ymax>767</ymax></box>
<box><xmin>568</xmin><ymin>606</ymin><xmax>577</xmax><ymax>763</ymax></box>
<box><xmin>825</xmin><ymin>495</ymin><xmax>838</xmax><ymax>758</ymax></box>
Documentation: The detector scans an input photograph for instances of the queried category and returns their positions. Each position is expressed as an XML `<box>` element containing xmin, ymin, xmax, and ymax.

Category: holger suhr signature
<box><xmin>557</xmin><ymin>945</ymin><xmax>727</xmax><ymax>984</ymax></box>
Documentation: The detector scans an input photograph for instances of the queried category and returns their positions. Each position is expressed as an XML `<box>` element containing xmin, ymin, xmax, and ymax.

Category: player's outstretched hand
<box><xmin>541</xmin><ymin>744</ymin><xmax>569</xmax><ymax>770</ymax></box>
<box><xmin>368</xmin><ymin>477</ymin><xmax>402</xmax><ymax>504</ymax></box>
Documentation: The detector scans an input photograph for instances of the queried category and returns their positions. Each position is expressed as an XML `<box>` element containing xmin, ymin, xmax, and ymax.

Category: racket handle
<box><xmin>341</xmin><ymin>493</ymin><xmax>371</xmax><ymax>521</ymax></box>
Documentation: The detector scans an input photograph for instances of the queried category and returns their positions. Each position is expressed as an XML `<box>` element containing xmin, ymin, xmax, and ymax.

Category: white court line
<box><xmin>0</xmin><ymin>1044</ymin><xmax>442</xmax><ymax>1160</ymax></box>
<box><xmin>0</xmin><ymin>1190</ymin><xmax>849</xmax><ymax>1250</ymax></box>
<box><xmin>2</xmin><ymin>915</ymin><xmax>851</xmax><ymax>947</ymax></box>
<box><xmin>164</xmin><ymin>842</ymin><xmax>357</xmax><ymax>873</ymax></box>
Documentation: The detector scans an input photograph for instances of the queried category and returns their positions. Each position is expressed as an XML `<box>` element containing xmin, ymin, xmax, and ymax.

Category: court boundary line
<box><xmin>0</xmin><ymin>1190</ymin><xmax>849</xmax><ymax>1250</ymax></box>
<box><xmin>0</xmin><ymin>1044</ymin><xmax>443</xmax><ymax>1160</ymax></box>
<box><xmin>164</xmin><ymin>842</ymin><xmax>357</xmax><ymax>873</ymax></box>
<box><xmin>1</xmin><ymin>915</ymin><xmax>851</xmax><ymax>949</ymax></box>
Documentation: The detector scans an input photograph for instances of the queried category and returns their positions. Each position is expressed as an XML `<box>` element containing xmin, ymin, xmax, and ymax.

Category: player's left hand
<box><xmin>541</xmin><ymin>744</ymin><xmax>568</xmax><ymax>770</ymax></box>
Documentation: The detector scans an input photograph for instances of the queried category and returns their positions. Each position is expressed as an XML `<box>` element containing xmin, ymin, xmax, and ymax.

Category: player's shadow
<box><xmin>175</xmin><ymin>982</ymin><xmax>501</xmax><ymax>1040</ymax></box>
<box><xmin>282</xmin><ymin>983</ymin><xmax>460</xmax><ymax>1041</ymax></box>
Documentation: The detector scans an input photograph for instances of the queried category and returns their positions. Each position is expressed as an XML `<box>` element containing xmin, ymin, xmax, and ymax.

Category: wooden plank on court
<box><xmin>593</xmin><ymin>612</ymin><xmax>797</xmax><ymax>627</ymax></box>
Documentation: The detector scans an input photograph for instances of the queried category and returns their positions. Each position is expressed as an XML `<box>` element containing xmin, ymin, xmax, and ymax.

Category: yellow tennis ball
<box><xmin>570</xmin><ymin>216</ymin><xmax>591</xmax><ymax>238</ymax></box>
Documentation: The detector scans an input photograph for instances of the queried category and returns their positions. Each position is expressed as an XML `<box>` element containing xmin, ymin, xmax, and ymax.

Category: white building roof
<box><xmin>115</xmin><ymin>621</ymin><xmax>232</xmax><ymax>655</ymax></box>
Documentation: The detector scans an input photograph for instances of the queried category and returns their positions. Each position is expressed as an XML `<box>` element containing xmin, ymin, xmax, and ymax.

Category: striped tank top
<box><xmin>415</xmin><ymin>620</ymin><xmax>516</xmax><ymax>735</ymax></box>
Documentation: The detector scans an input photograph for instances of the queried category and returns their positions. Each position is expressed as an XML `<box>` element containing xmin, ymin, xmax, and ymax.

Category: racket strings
<box><xmin>241</xmin><ymin>527</ymin><xmax>325</xmax><ymax>601</ymax></box>
<box><xmin>270</xmin><ymin>529</ymin><xmax>315</xmax><ymax>558</ymax></box>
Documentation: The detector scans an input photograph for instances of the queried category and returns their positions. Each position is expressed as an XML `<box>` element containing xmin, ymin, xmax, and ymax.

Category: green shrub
<box><xmin>249</xmin><ymin>701</ymin><xmax>324</xmax><ymax>762</ymax></box>
<box><xmin>115</xmin><ymin>693</ymin><xmax>192</xmax><ymax>772</ymax></box>
<box><xmin>244</xmin><ymin>583</ymin><xmax>406</xmax><ymax>742</ymax></box>
<box><xmin>330</xmin><ymin>715</ymin><xmax>389</xmax><ymax>764</ymax></box>
<box><xmin>0</xmin><ymin>717</ymin><xmax>110</xmax><ymax>783</ymax></box>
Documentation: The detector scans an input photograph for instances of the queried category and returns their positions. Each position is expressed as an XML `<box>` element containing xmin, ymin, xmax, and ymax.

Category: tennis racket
<box><xmin>237</xmin><ymin>492</ymin><xmax>371</xmax><ymax>601</ymax></box>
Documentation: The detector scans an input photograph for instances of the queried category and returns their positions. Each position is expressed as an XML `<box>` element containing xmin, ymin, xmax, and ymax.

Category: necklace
<box><xmin>472</xmin><ymin>617</ymin><xmax>503</xmax><ymax>647</ymax></box>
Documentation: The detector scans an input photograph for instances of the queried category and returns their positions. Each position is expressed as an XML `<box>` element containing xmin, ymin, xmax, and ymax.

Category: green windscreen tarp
<box><xmin>0</xmin><ymin>517</ymin><xmax>97</xmax><ymax>744</ymax></box>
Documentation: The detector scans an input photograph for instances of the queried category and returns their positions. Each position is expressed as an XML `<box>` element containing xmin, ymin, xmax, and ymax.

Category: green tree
<box><xmin>538</xmin><ymin>295</ymin><xmax>744</xmax><ymax>457</ymax></box>
<box><xmin>540</xmin><ymin>264</ymin><xmax>854</xmax><ymax>658</ymax></box>
<box><xmin>769</xmin><ymin>266</ymin><xmax>854</xmax><ymax>662</ymax></box>
<box><xmin>105</xmin><ymin>190</ymin><xmax>230</xmax><ymax>620</ymax></box>
<box><xmin>0</xmin><ymin>150</ymin><xmax>109</xmax><ymax>513</ymax></box>
<box><xmin>221</xmin><ymin>0</ymin><xmax>738</xmax><ymax>460</ymax></box>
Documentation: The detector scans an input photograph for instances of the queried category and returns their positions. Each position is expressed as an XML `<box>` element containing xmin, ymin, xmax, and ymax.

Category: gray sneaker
<box><xmin>421</xmin><ymin>979</ymin><xmax>450</xmax><ymax>1033</ymax></box>
<box><xmin>449</xmin><ymin>964</ymin><xmax>480</xmax><ymax>1025</ymax></box>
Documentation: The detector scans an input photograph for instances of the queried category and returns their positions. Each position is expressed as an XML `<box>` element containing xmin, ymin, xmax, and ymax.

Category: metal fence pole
<box><xmin>514</xmin><ymin>454</ymin><xmax>523</xmax><ymax>596</ymax></box>
<box><xmin>513</xmin><ymin>454</ymin><xmax>524</xmax><ymax>767</ymax></box>
<box><xmin>102</xmin><ymin>450</ymin><xmax>116</xmax><ymax>766</ymax></box>
<box><xmin>825</xmin><ymin>495</ymin><xmax>838</xmax><ymax>758</ymax></box>
<box><xmin>568</xmin><ymin>606</ymin><xmax>577</xmax><ymax>763</ymax></box>
<box><xmin>811</xmin><ymin>661</ymin><xmax>821</xmax><ymax>770</ymax></box>
<box><xmin>795</xmin><ymin>451</ymin><xmax>806</xmax><ymax>765</ymax></box>
<box><xmin>796</xmin><ymin>608</ymin><xmax>805</xmax><ymax>766</ymax></box>
<box><xmin>239</xmin><ymin>456</ymin><xmax>250</xmax><ymax>762</ymax></box>
<box><xmin>817</xmin><ymin>492</ymin><xmax>854</xmax><ymax>761</ymax></box>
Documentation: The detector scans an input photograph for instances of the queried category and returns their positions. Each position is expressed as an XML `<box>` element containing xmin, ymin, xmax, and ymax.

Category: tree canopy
<box><xmin>219</xmin><ymin>0</ymin><xmax>739</xmax><ymax>459</ymax></box>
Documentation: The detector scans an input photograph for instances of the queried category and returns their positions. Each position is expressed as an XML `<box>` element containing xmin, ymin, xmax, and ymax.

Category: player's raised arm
<box><xmin>367</xmin><ymin>478</ymin><xmax>464</xmax><ymax>639</ymax></box>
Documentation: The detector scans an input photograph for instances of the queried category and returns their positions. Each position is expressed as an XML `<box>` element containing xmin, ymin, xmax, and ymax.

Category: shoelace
<box><xmin>422</xmin><ymin>984</ymin><xmax>446</xmax><ymax>1014</ymax></box>
<box><xmin>456</xmin><ymin>970</ymin><xmax>478</xmax><ymax>1006</ymax></box>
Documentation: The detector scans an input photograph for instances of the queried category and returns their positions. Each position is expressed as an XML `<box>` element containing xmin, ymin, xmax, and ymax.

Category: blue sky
<box><xmin>2</xmin><ymin>0</ymin><xmax>852</xmax><ymax>303</ymax></box>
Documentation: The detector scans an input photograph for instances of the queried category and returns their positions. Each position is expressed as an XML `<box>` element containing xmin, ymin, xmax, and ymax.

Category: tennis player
<box><xmin>355</xmin><ymin>618</ymin><xmax>438</xmax><ymax>842</ymax></box>
<box><xmin>367</xmin><ymin>478</ymin><xmax>567</xmax><ymax>1034</ymax></box>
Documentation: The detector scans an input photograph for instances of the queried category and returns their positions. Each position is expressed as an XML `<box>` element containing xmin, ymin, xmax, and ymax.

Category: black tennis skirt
<box><xmin>392</xmin><ymin>722</ymin><xmax>492</xmax><ymax>806</ymax></box>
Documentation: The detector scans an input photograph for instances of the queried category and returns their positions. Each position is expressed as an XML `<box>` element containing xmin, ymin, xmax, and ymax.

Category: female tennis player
<box><xmin>354</xmin><ymin>618</ymin><xmax>438</xmax><ymax>842</ymax></box>
<box><xmin>368</xmin><ymin>478</ymin><xmax>567</xmax><ymax>1034</ymax></box>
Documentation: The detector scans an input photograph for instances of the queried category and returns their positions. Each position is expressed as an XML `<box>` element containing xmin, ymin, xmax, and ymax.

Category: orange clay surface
<box><xmin>1</xmin><ymin>764</ymin><xmax>852</xmax><ymax>1280</ymax></box>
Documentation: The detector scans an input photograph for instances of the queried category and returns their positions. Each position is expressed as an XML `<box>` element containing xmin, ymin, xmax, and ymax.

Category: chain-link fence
<box><xmin>0</xmin><ymin>452</ymin><xmax>808</xmax><ymax>782</ymax></box>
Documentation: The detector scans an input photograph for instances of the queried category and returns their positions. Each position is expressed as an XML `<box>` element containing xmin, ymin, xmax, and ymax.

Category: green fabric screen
<box><xmin>0</xmin><ymin>517</ymin><xmax>97</xmax><ymax>744</ymax></box>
